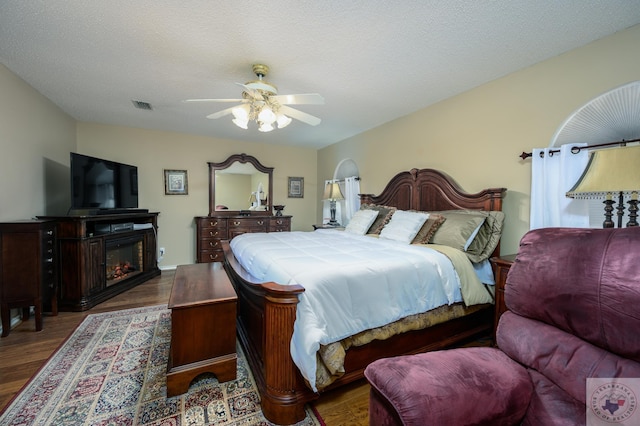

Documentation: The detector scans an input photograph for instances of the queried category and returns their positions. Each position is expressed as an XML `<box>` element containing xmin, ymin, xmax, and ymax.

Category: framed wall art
<box><xmin>288</xmin><ymin>177</ymin><xmax>304</xmax><ymax>198</ymax></box>
<box><xmin>164</xmin><ymin>169</ymin><xmax>188</xmax><ymax>195</ymax></box>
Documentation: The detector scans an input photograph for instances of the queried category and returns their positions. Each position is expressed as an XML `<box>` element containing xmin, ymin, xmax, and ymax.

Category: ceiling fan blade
<box><xmin>206</xmin><ymin>106</ymin><xmax>238</xmax><ymax>120</ymax></box>
<box><xmin>183</xmin><ymin>98</ymin><xmax>246</xmax><ymax>103</ymax></box>
<box><xmin>272</xmin><ymin>93</ymin><xmax>324</xmax><ymax>105</ymax></box>
<box><xmin>279</xmin><ymin>105</ymin><xmax>322</xmax><ymax>126</ymax></box>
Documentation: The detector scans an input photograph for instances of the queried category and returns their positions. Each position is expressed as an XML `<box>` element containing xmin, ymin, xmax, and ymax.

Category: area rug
<box><xmin>0</xmin><ymin>305</ymin><xmax>324</xmax><ymax>426</ymax></box>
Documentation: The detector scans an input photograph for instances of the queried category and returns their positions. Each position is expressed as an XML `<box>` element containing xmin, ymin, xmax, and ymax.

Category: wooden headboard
<box><xmin>359</xmin><ymin>168</ymin><xmax>505</xmax><ymax>212</ymax></box>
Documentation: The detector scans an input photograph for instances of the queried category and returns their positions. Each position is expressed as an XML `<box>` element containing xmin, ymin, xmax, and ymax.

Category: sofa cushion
<box><xmin>506</xmin><ymin>227</ymin><xmax>640</xmax><ymax>362</ymax></box>
<box><xmin>522</xmin><ymin>370</ymin><xmax>585</xmax><ymax>426</ymax></box>
<box><xmin>364</xmin><ymin>347</ymin><xmax>532</xmax><ymax>426</ymax></box>
<box><xmin>498</xmin><ymin>311</ymin><xmax>640</xmax><ymax>406</ymax></box>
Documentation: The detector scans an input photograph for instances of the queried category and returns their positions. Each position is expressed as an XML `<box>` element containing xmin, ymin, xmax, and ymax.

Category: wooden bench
<box><xmin>166</xmin><ymin>262</ymin><xmax>237</xmax><ymax>397</ymax></box>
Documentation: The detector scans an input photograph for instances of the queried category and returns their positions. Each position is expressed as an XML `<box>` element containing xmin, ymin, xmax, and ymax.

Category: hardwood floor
<box><xmin>0</xmin><ymin>270</ymin><xmax>370</xmax><ymax>425</ymax></box>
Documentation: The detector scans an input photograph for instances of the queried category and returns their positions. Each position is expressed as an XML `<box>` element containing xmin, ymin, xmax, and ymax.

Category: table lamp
<box><xmin>566</xmin><ymin>145</ymin><xmax>640</xmax><ymax>228</ymax></box>
<box><xmin>323</xmin><ymin>182</ymin><xmax>345</xmax><ymax>226</ymax></box>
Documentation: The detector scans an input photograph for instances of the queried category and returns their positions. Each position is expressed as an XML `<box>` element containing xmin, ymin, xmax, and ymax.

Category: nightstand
<box><xmin>312</xmin><ymin>224</ymin><xmax>344</xmax><ymax>230</ymax></box>
<box><xmin>490</xmin><ymin>254</ymin><xmax>517</xmax><ymax>343</ymax></box>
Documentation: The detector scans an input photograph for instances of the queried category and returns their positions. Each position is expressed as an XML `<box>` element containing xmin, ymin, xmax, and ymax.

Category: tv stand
<box><xmin>38</xmin><ymin>212</ymin><xmax>160</xmax><ymax>311</ymax></box>
<box><xmin>96</xmin><ymin>208</ymin><xmax>150</xmax><ymax>215</ymax></box>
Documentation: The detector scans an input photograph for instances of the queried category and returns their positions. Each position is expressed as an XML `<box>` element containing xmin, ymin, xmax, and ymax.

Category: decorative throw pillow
<box><xmin>411</xmin><ymin>213</ymin><xmax>446</xmax><ymax>244</ymax></box>
<box><xmin>361</xmin><ymin>204</ymin><xmax>397</xmax><ymax>234</ymax></box>
<box><xmin>457</xmin><ymin>210</ymin><xmax>505</xmax><ymax>263</ymax></box>
<box><xmin>379</xmin><ymin>210</ymin><xmax>430</xmax><ymax>244</ymax></box>
<box><xmin>429</xmin><ymin>211</ymin><xmax>486</xmax><ymax>252</ymax></box>
<box><xmin>344</xmin><ymin>209</ymin><xmax>379</xmax><ymax>235</ymax></box>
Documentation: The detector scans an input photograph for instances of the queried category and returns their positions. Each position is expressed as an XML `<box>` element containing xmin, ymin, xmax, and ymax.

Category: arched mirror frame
<box><xmin>208</xmin><ymin>153</ymin><xmax>274</xmax><ymax>216</ymax></box>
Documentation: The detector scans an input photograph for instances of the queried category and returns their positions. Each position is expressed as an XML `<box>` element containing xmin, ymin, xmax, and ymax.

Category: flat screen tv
<box><xmin>70</xmin><ymin>152</ymin><xmax>139</xmax><ymax>212</ymax></box>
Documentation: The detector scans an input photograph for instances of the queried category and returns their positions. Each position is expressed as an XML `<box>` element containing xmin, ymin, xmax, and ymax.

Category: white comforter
<box><xmin>230</xmin><ymin>230</ymin><xmax>469</xmax><ymax>391</ymax></box>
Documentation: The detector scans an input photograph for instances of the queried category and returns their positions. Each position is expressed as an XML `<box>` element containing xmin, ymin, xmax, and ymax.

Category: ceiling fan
<box><xmin>184</xmin><ymin>64</ymin><xmax>324</xmax><ymax>132</ymax></box>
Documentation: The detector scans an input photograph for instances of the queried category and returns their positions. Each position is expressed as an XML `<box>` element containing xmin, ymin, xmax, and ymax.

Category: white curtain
<box><xmin>321</xmin><ymin>179</ymin><xmax>334</xmax><ymax>224</ymax></box>
<box><xmin>341</xmin><ymin>176</ymin><xmax>361</xmax><ymax>224</ymax></box>
<box><xmin>530</xmin><ymin>143</ymin><xmax>590</xmax><ymax>229</ymax></box>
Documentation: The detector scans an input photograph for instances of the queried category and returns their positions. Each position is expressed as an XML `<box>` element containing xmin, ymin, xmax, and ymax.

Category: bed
<box><xmin>222</xmin><ymin>168</ymin><xmax>506</xmax><ymax>424</ymax></box>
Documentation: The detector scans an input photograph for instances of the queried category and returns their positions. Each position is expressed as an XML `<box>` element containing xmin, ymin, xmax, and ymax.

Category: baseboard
<box><xmin>159</xmin><ymin>265</ymin><xmax>178</xmax><ymax>271</ymax></box>
<box><xmin>0</xmin><ymin>308</ymin><xmax>25</xmax><ymax>335</ymax></box>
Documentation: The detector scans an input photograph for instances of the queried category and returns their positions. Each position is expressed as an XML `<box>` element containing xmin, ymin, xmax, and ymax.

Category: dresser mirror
<box><xmin>208</xmin><ymin>153</ymin><xmax>274</xmax><ymax>216</ymax></box>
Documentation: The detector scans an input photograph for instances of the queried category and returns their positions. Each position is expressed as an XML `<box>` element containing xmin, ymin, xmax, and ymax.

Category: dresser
<box><xmin>195</xmin><ymin>215</ymin><xmax>291</xmax><ymax>263</ymax></box>
<box><xmin>0</xmin><ymin>220</ymin><xmax>57</xmax><ymax>337</ymax></box>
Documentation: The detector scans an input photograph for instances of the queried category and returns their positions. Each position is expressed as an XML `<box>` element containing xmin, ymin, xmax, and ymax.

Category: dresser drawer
<box><xmin>229</xmin><ymin>218</ymin><xmax>268</xmax><ymax>232</ymax></box>
<box><xmin>199</xmin><ymin>227</ymin><xmax>229</xmax><ymax>240</ymax></box>
<box><xmin>198</xmin><ymin>250</ymin><xmax>225</xmax><ymax>263</ymax></box>
<box><xmin>197</xmin><ymin>218</ymin><xmax>228</xmax><ymax>230</ymax></box>
<box><xmin>197</xmin><ymin>218</ymin><xmax>228</xmax><ymax>239</ymax></box>
<box><xmin>195</xmin><ymin>217</ymin><xmax>229</xmax><ymax>263</ymax></box>
<box><xmin>269</xmin><ymin>217</ymin><xmax>291</xmax><ymax>232</ymax></box>
<box><xmin>200</xmin><ymin>238</ymin><xmax>224</xmax><ymax>251</ymax></box>
<box><xmin>195</xmin><ymin>215</ymin><xmax>291</xmax><ymax>263</ymax></box>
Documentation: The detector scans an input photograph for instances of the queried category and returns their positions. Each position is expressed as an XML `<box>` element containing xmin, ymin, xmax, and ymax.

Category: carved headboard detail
<box><xmin>359</xmin><ymin>168</ymin><xmax>505</xmax><ymax>212</ymax></box>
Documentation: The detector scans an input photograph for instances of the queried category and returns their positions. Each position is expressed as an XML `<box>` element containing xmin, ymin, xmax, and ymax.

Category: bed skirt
<box><xmin>315</xmin><ymin>302</ymin><xmax>489</xmax><ymax>390</ymax></box>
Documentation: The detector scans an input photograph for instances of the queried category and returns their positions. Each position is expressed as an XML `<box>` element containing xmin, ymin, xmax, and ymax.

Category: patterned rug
<box><xmin>0</xmin><ymin>305</ymin><xmax>324</xmax><ymax>426</ymax></box>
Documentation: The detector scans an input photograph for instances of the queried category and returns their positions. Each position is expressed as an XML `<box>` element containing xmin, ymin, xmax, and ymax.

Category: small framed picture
<box><xmin>288</xmin><ymin>177</ymin><xmax>304</xmax><ymax>198</ymax></box>
<box><xmin>164</xmin><ymin>169</ymin><xmax>188</xmax><ymax>195</ymax></box>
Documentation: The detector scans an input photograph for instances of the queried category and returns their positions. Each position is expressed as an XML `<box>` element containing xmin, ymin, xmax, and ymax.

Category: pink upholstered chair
<box><xmin>364</xmin><ymin>227</ymin><xmax>640</xmax><ymax>425</ymax></box>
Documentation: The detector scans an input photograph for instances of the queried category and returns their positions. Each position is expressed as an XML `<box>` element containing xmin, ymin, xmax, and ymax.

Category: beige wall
<box><xmin>76</xmin><ymin>123</ymin><xmax>317</xmax><ymax>268</ymax></box>
<box><xmin>0</xmin><ymin>64</ymin><xmax>76</xmax><ymax>329</ymax></box>
<box><xmin>318</xmin><ymin>24</ymin><xmax>640</xmax><ymax>256</ymax></box>
<box><xmin>0</xmin><ymin>64</ymin><xmax>76</xmax><ymax>220</ymax></box>
<box><xmin>3</xmin><ymin>24</ymin><xmax>639</xmax><ymax>265</ymax></box>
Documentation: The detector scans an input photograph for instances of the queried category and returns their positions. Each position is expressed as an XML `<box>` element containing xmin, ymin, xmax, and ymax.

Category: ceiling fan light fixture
<box><xmin>258</xmin><ymin>106</ymin><xmax>276</xmax><ymax>125</ymax></box>
<box><xmin>258</xmin><ymin>122</ymin><xmax>274</xmax><ymax>132</ymax></box>
<box><xmin>232</xmin><ymin>118</ymin><xmax>249</xmax><ymax>129</ymax></box>
<box><xmin>232</xmin><ymin>104</ymin><xmax>250</xmax><ymax>120</ymax></box>
<box><xmin>277</xmin><ymin>114</ymin><xmax>292</xmax><ymax>129</ymax></box>
<box><xmin>186</xmin><ymin>63</ymin><xmax>323</xmax><ymax>131</ymax></box>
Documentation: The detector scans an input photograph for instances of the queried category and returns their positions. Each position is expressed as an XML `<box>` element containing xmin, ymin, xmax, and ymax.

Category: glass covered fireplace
<box><xmin>105</xmin><ymin>235</ymin><xmax>145</xmax><ymax>287</ymax></box>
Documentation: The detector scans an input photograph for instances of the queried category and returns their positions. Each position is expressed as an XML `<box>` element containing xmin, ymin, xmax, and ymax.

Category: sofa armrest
<box><xmin>364</xmin><ymin>347</ymin><xmax>532</xmax><ymax>426</ymax></box>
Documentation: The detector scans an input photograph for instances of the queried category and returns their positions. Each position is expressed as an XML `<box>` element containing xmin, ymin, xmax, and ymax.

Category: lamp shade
<box><xmin>566</xmin><ymin>145</ymin><xmax>640</xmax><ymax>199</ymax></box>
<box><xmin>323</xmin><ymin>182</ymin><xmax>344</xmax><ymax>200</ymax></box>
<box><xmin>277</xmin><ymin>114</ymin><xmax>292</xmax><ymax>129</ymax></box>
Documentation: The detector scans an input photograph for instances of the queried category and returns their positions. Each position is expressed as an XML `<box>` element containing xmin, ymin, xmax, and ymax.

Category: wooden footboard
<box><xmin>222</xmin><ymin>241</ymin><xmax>314</xmax><ymax>424</ymax></box>
<box><xmin>223</xmin><ymin>241</ymin><xmax>494</xmax><ymax>424</ymax></box>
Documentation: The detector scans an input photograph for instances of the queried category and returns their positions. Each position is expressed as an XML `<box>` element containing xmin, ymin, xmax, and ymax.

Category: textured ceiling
<box><xmin>1</xmin><ymin>1</ymin><xmax>639</xmax><ymax>149</ymax></box>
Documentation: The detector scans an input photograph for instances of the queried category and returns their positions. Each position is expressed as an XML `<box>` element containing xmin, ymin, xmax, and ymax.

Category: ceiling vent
<box><xmin>132</xmin><ymin>100</ymin><xmax>153</xmax><ymax>110</ymax></box>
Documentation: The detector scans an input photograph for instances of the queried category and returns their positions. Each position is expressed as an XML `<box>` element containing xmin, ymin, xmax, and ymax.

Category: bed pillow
<box><xmin>344</xmin><ymin>209</ymin><xmax>379</xmax><ymax>235</ymax></box>
<box><xmin>361</xmin><ymin>204</ymin><xmax>397</xmax><ymax>234</ymax></box>
<box><xmin>379</xmin><ymin>210</ymin><xmax>430</xmax><ymax>244</ymax></box>
<box><xmin>458</xmin><ymin>210</ymin><xmax>505</xmax><ymax>263</ymax></box>
<box><xmin>430</xmin><ymin>210</ymin><xmax>505</xmax><ymax>263</ymax></box>
<box><xmin>429</xmin><ymin>211</ymin><xmax>486</xmax><ymax>252</ymax></box>
<box><xmin>411</xmin><ymin>213</ymin><xmax>446</xmax><ymax>244</ymax></box>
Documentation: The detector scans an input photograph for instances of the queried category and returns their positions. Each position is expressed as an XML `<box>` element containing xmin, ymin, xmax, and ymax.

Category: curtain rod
<box><xmin>519</xmin><ymin>138</ymin><xmax>640</xmax><ymax>160</ymax></box>
<box><xmin>332</xmin><ymin>177</ymin><xmax>360</xmax><ymax>182</ymax></box>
